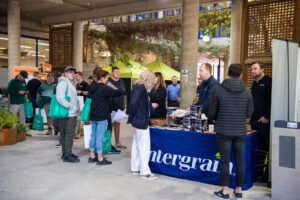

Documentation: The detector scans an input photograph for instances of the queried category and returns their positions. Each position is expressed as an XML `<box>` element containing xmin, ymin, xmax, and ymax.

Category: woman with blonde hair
<box><xmin>150</xmin><ymin>72</ymin><xmax>167</xmax><ymax>120</ymax></box>
<box><xmin>127</xmin><ymin>70</ymin><xmax>158</xmax><ymax>180</ymax></box>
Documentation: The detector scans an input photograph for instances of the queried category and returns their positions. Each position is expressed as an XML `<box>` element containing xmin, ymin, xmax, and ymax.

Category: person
<box><xmin>197</xmin><ymin>63</ymin><xmax>220</xmax><ymax>116</ymax></box>
<box><xmin>87</xmin><ymin>76</ymin><xmax>93</xmax><ymax>85</ymax></box>
<box><xmin>56</xmin><ymin>66</ymin><xmax>80</xmax><ymax>163</ymax></box>
<box><xmin>193</xmin><ymin>77</ymin><xmax>203</xmax><ymax>105</ymax></box>
<box><xmin>250</xmin><ymin>61</ymin><xmax>272</xmax><ymax>182</ymax></box>
<box><xmin>150</xmin><ymin>72</ymin><xmax>167</xmax><ymax>120</ymax></box>
<box><xmin>7</xmin><ymin>71</ymin><xmax>29</xmax><ymax>125</ymax></box>
<box><xmin>75</xmin><ymin>71</ymin><xmax>89</xmax><ymax>139</ymax></box>
<box><xmin>166</xmin><ymin>76</ymin><xmax>180</xmax><ymax>107</ymax></box>
<box><xmin>208</xmin><ymin>64</ymin><xmax>253</xmax><ymax>199</ymax></box>
<box><xmin>108</xmin><ymin>66</ymin><xmax>127</xmax><ymax>149</ymax></box>
<box><xmin>88</xmin><ymin>69</ymin><xmax>124</xmax><ymax>165</ymax></box>
<box><xmin>128</xmin><ymin>70</ymin><xmax>158</xmax><ymax>180</ymax></box>
<box><xmin>37</xmin><ymin>73</ymin><xmax>56</xmax><ymax>135</ymax></box>
<box><xmin>26</xmin><ymin>72</ymin><xmax>41</xmax><ymax>122</ymax></box>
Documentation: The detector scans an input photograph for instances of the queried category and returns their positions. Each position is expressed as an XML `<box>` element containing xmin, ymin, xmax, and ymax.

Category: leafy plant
<box><xmin>16</xmin><ymin>123</ymin><xmax>28</xmax><ymax>134</ymax></box>
<box><xmin>0</xmin><ymin>107</ymin><xmax>18</xmax><ymax>129</ymax></box>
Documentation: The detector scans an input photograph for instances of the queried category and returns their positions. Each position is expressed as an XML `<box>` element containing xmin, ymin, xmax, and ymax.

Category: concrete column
<box><xmin>180</xmin><ymin>0</ymin><xmax>199</xmax><ymax>108</ymax></box>
<box><xmin>73</xmin><ymin>20</ymin><xmax>83</xmax><ymax>72</ymax></box>
<box><xmin>228</xmin><ymin>0</ymin><xmax>244</xmax><ymax>76</ymax></box>
<box><xmin>7</xmin><ymin>0</ymin><xmax>21</xmax><ymax>78</ymax></box>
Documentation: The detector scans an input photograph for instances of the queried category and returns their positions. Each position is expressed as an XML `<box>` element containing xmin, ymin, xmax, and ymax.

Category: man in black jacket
<box><xmin>197</xmin><ymin>63</ymin><xmax>220</xmax><ymax>116</ymax></box>
<box><xmin>250</xmin><ymin>61</ymin><xmax>272</xmax><ymax>182</ymax></box>
<box><xmin>209</xmin><ymin>64</ymin><xmax>253</xmax><ymax>199</ymax></box>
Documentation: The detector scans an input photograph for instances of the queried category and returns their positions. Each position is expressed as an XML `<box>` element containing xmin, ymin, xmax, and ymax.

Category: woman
<box><xmin>89</xmin><ymin>69</ymin><xmax>123</xmax><ymax>165</ymax></box>
<box><xmin>149</xmin><ymin>72</ymin><xmax>167</xmax><ymax>121</ymax></box>
<box><xmin>127</xmin><ymin>70</ymin><xmax>158</xmax><ymax>180</ymax></box>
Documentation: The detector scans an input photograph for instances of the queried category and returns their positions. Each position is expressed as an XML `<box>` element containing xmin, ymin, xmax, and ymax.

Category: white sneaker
<box><xmin>140</xmin><ymin>174</ymin><xmax>158</xmax><ymax>180</ymax></box>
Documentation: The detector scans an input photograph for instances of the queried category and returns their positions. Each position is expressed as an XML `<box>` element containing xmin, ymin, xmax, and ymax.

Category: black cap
<box><xmin>64</xmin><ymin>66</ymin><xmax>76</xmax><ymax>73</ymax></box>
<box><xmin>19</xmin><ymin>70</ymin><xmax>28</xmax><ymax>78</ymax></box>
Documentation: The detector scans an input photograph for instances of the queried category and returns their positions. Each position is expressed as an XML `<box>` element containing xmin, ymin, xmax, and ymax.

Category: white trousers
<box><xmin>131</xmin><ymin>127</ymin><xmax>151</xmax><ymax>175</ymax></box>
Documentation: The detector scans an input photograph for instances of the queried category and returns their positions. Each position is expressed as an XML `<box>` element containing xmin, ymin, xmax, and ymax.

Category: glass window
<box><xmin>0</xmin><ymin>33</ymin><xmax>8</xmax><ymax>67</ymax></box>
<box><xmin>20</xmin><ymin>37</ymin><xmax>36</xmax><ymax>66</ymax></box>
<box><xmin>37</xmin><ymin>39</ymin><xmax>49</xmax><ymax>65</ymax></box>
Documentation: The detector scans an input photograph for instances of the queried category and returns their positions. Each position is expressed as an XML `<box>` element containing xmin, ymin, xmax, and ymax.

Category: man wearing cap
<box><xmin>7</xmin><ymin>71</ymin><xmax>29</xmax><ymax>124</ymax></box>
<box><xmin>37</xmin><ymin>73</ymin><xmax>56</xmax><ymax>135</ymax></box>
<box><xmin>56</xmin><ymin>66</ymin><xmax>80</xmax><ymax>163</ymax></box>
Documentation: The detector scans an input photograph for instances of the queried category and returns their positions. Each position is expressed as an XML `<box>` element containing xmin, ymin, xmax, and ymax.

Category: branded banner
<box><xmin>149</xmin><ymin>128</ymin><xmax>258</xmax><ymax>190</ymax></box>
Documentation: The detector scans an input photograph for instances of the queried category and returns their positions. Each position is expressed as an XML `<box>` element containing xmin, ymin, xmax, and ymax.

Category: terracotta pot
<box><xmin>0</xmin><ymin>128</ymin><xmax>17</xmax><ymax>146</ymax></box>
<box><xmin>17</xmin><ymin>132</ymin><xmax>26</xmax><ymax>142</ymax></box>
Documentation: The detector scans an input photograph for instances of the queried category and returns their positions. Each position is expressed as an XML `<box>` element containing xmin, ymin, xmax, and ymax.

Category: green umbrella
<box><xmin>145</xmin><ymin>60</ymin><xmax>180</xmax><ymax>81</ymax></box>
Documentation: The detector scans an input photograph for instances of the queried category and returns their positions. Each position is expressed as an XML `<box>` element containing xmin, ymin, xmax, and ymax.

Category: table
<box><xmin>149</xmin><ymin>128</ymin><xmax>258</xmax><ymax>190</ymax></box>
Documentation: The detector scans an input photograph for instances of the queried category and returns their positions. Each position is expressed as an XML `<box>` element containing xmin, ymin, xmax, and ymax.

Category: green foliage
<box><xmin>16</xmin><ymin>122</ymin><xmax>28</xmax><ymax>134</ymax></box>
<box><xmin>199</xmin><ymin>8</ymin><xmax>231</xmax><ymax>37</ymax></box>
<box><xmin>198</xmin><ymin>45</ymin><xmax>229</xmax><ymax>60</ymax></box>
<box><xmin>0</xmin><ymin>107</ymin><xmax>18</xmax><ymax>129</ymax></box>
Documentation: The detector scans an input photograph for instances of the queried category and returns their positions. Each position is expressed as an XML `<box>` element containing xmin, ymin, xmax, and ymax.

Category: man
<box><xmin>108</xmin><ymin>67</ymin><xmax>127</xmax><ymax>149</ymax></box>
<box><xmin>75</xmin><ymin>71</ymin><xmax>89</xmax><ymax>139</ymax></box>
<box><xmin>27</xmin><ymin>72</ymin><xmax>41</xmax><ymax>118</ymax></box>
<box><xmin>56</xmin><ymin>66</ymin><xmax>80</xmax><ymax>163</ymax></box>
<box><xmin>250</xmin><ymin>61</ymin><xmax>272</xmax><ymax>182</ymax></box>
<box><xmin>37</xmin><ymin>73</ymin><xmax>56</xmax><ymax>135</ymax></box>
<box><xmin>197</xmin><ymin>63</ymin><xmax>220</xmax><ymax>116</ymax></box>
<box><xmin>87</xmin><ymin>76</ymin><xmax>93</xmax><ymax>85</ymax></box>
<box><xmin>167</xmin><ymin>76</ymin><xmax>180</xmax><ymax>107</ymax></box>
<box><xmin>209</xmin><ymin>64</ymin><xmax>253</xmax><ymax>199</ymax></box>
<box><xmin>7</xmin><ymin>71</ymin><xmax>29</xmax><ymax>125</ymax></box>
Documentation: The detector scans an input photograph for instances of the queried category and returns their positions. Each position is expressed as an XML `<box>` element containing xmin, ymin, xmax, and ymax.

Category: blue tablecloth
<box><xmin>149</xmin><ymin>128</ymin><xmax>258</xmax><ymax>190</ymax></box>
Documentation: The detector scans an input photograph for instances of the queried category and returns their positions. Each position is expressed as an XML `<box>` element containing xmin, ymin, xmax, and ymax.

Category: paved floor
<box><xmin>0</xmin><ymin>122</ymin><xmax>271</xmax><ymax>200</ymax></box>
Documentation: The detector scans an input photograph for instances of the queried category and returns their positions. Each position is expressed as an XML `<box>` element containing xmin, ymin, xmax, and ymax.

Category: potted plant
<box><xmin>0</xmin><ymin>107</ymin><xmax>18</xmax><ymax>146</ymax></box>
<box><xmin>16</xmin><ymin>122</ymin><xmax>28</xmax><ymax>142</ymax></box>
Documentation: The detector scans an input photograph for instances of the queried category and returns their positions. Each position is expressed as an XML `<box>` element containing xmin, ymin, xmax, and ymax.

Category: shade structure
<box><xmin>145</xmin><ymin>60</ymin><xmax>180</xmax><ymax>81</ymax></box>
<box><xmin>103</xmin><ymin>60</ymin><xmax>148</xmax><ymax>79</ymax></box>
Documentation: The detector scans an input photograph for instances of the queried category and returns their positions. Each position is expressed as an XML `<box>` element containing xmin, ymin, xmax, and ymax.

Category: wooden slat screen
<box><xmin>50</xmin><ymin>26</ymin><xmax>73</xmax><ymax>72</ymax></box>
<box><xmin>243</xmin><ymin>0</ymin><xmax>297</xmax><ymax>87</ymax></box>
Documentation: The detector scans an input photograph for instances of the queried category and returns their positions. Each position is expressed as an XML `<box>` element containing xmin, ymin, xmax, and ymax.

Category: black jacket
<box><xmin>27</xmin><ymin>78</ymin><xmax>41</xmax><ymax>98</ymax></box>
<box><xmin>127</xmin><ymin>84</ymin><xmax>150</xmax><ymax>130</ymax></box>
<box><xmin>89</xmin><ymin>82</ymin><xmax>122</xmax><ymax>121</ymax></box>
<box><xmin>251</xmin><ymin>75</ymin><xmax>272</xmax><ymax>120</ymax></box>
<box><xmin>208</xmin><ymin>78</ymin><xmax>253</xmax><ymax>135</ymax></box>
<box><xmin>197</xmin><ymin>76</ymin><xmax>220</xmax><ymax>116</ymax></box>
<box><xmin>149</xmin><ymin>86</ymin><xmax>167</xmax><ymax>119</ymax></box>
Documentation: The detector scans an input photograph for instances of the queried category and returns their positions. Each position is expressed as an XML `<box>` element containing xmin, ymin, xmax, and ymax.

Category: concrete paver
<box><xmin>0</xmin><ymin>122</ymin><xmax>271</xmax><ymax>200</ymax></box>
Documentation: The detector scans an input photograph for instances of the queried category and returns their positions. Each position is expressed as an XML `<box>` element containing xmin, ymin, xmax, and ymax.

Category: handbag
<box><xmin>32</xmin><ymin>108</ymin><xmax>44</xmax><ymax>131</ymax></box>
<box><xmin>80</xmin><ymin>98</ymin><xmax>92</xmax><ymax>122</ymax></box>
<box><xmin>49</xmin><ymin>81</ymin><xmax>70</xmax><ymax>118</ymax></box>
<box><xmin>24</xmin><ymin>95</ymin><xmax>33</xmax><ymax>118</ymax></box>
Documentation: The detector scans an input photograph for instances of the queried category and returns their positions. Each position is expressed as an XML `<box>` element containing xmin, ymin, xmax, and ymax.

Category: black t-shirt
<box><xmin>251</xmin><ymin>75</ymin><xmax>272</xmax><ymax>120</ymax></box>
<box><xmin>108</xmin><ymin>78</ymin><xmax>126</xmax><ymax>111</ymax></box>
<box><xmin>27</xmin><ymin>78</ymin><xmax>41</xmax><ymax>98</ymax></box>
<box><xmin>76</xmin><ymin>80</ymin><xmax>89</xmax><ymax>101</ymax></box>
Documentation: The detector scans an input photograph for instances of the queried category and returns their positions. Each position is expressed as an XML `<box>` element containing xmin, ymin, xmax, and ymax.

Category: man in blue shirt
<box><xmin>167</xmin><ymin>76</ymin><xmax>180</xmax><ymax>107</ymax></box>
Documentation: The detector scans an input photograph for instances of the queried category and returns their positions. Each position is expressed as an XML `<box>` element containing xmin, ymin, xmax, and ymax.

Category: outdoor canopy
<box><xmin>103</xmin><ymin>59</ymin><xmax>148</xmax><ymax>79</ymax></box>
<box><xmin>145</xmin><ymin>60</ymin><xmax>180</xmax><ymax>81</ymax></box>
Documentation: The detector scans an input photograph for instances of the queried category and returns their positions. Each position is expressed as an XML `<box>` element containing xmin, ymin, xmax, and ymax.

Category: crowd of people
<box><xmin>4</xmin><ymin>60</ymin><xmax>272</xmax><ymax>196</ymax></box>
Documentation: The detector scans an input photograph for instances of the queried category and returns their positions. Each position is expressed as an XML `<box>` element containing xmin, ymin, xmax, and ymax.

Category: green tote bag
<box><xmin>49</xmin><ymin>81</ymin><xmax>70</xmax><ymax>118</ymax></box>
<box><xmin>80</xmin><ymin>98</ymin><xmax>92</xmax><ymax>122</ymax></box>
<box><xmin>103</xmin><ymin>130</ymin><xmax>112</xmax><ymax>153</ymax></box>
<box><xmin>24</xmin><ymin>95</ymin><xmax>33</xmax><ymax>118</ymax></box>
<box><xmin>32</xmin><ymin>108</ymin><xmax>44</xmax><ymax>131</ymax></box>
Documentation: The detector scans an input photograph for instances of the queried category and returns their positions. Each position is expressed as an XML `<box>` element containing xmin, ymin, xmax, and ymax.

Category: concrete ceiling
<box><xmin>0</xmin><ymin>0</ymin><xmax>225</xmax><ymax>25</ymax></box>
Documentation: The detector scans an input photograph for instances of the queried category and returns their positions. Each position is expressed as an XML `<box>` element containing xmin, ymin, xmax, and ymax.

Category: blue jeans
<box><xmin>90</xmin><ymin>120</ymin><xmax>108</xmax><ymax>154</ymax></box>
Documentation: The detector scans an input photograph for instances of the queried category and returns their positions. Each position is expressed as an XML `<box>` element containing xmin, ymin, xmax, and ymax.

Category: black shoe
<box><xmin>96</xmin><ymin>158</ymin><xmax>112</xmax><ymax>165</ymax></box>
<box><xmin>54</xmin><ymin>130</ymin><xmax>59</xmax><ymax>136</ymax></box>
<box><xmin>214</xmin><ymin>190</ymin><xmax>229</xmax><ymax>199</ymax></box>
<box><xmin>63</xmin><ymin>155</ymin><xmax>80</xmax><ymax>163</ymax></box>
<box><xmin>234</xmin><ymin>190</ymin><xmax>243</xmax><ymax>199</ymax></box>
<box><xmin>70</xmin><ymin>153</ymin><xmax>79</xmax><ymax>159</ymax></box>
<box><xmin>88</xmin><ymin>157</ymin><xmax>98</xmax><ymax>163</ymax></box>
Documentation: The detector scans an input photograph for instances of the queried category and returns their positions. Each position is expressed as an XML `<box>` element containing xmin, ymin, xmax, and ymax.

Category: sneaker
<box><xmin>115</xmin><ymin>143</ymin><xmax>127</xmax><ymax>149</ymax></box>
<box><xmin>131</xmin><ymin>171</ymin><xmax>140</xmax><ymax>175</ymax></box>
<box><xmin>63</xmin><ymin>155</ymin><xmax>80</xmax><ymax>163</ymax></box>
<box><xmin>54</xmin><ymin>130</ymin><xmax>59</xmax><ymax>136</ymax></box>
<box><xmin>107</xmin><ymin>146</ymin><xmax>121</xmax><ymax>154</ymax></box>
<box><xmin>234</xmin><ymin>190</ymin><xmax>243</xmax><ymax>199</ymax></box>
<box><xmin>96</xmin><ymin>158</ymin><xmax>112</xmax><ymax>165</ymax></box>
<box><xmin>141</xmin><ymin>174</ymin><xmax>158</xmax><ymax>180</ymax></box>
<box><xmin>26</xmin><ymin>133</ymin><xmax>32</xmax><ymax>137</ymax></box>
<box><xmin>214</xmin><ymin>190</ymin><xmax>229</xmax><ymax>199</ymax></box>
<box><xmin>88</xmin><ymin>157</ymin><xmax>98</xmax><ymax>163</ymax></box>
<box><xmin>46</xmin><ymin>128</ymin><xmax>52</xmax><ymax>135</ymax></box>
<box><xmin>70</xmin><ymin>153</ymin><xmax>79</xmax><ymax>159</ymax></box>
<box><xmin>55</xmin><ymin>143</ymin><xmax>61</xmax><ymax>148</ymax></box>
